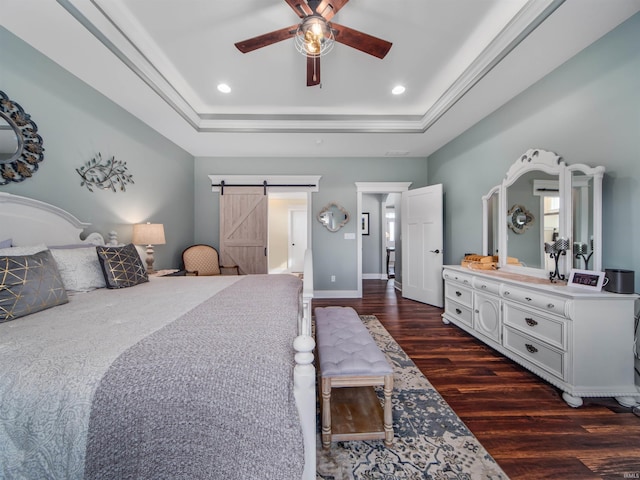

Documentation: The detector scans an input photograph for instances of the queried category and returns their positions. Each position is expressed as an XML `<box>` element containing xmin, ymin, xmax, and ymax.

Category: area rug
<box><xmin>316</xmin><ymin>315</ymin><xmax>508</xmax><ymax>480</ymax></box>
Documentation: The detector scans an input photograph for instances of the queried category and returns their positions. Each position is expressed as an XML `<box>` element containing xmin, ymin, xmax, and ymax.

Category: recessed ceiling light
<box><xmin>217</xmin><ymin>83</ymin><xmax>231</xmax><ymax>93</ymax></box>
<box><xmin>391</xmin><ymin>85</ymin><xmax>406</xmax><ymax>95</ymax></box>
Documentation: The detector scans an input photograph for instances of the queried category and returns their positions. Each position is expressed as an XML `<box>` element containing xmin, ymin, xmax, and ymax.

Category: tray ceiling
<box><xmin>3</xmin><ymin>0</ymin><xmax>639</xmax><ymax>157</ymax></box>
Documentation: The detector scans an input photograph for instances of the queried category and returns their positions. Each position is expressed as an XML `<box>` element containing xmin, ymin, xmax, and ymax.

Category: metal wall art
<box><xmin>0</xmin><ymin>91</ymin><xmax>45</xmax><ymax>185</ymax></box>
<box><xmin>76</xmin><ymin>153</ymin><xmax>134</xmax><ymax>192</ymax></box>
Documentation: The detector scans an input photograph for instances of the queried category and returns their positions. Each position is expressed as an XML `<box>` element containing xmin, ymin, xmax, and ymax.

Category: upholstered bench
<box><xmin>315</xmin><ymin>306</ymin><xmax>394</xmax><ymax>448</ymax></box>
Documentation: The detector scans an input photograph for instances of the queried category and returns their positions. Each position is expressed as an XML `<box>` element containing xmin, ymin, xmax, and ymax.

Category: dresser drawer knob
<box><xmin>481</xmin><ymin>284</ymin><xmax>487</xmax><ymax>289</ymax></box>
<box><xmin>504</xmin><ymin>291</ymin><xmax>510</xmax><ymax>296</ymax></box>
<box><xmin>455</xmin><ymin>308</ymin><xmax>462</xmax><ymax>315</ymax></box>
<box><xmin>525</xmin><ymin>297</ymin><xmax>532</xmax><ymax>301</ymax></box>
<box><xmin>525</xmin><ymin>344</ymin><xmax>538</xmax><ymax>354</ymax></box>
<box><xmin>456</xmin><ymin>291</ymin><xmax>462</xmax><ymax>297</ymax></box>
<box><xmin>547</xmin><ymin>303</ymin><xmax>555</xmax><ymax>309</ymax></box>
<box><xmin>525</xmin><ymin>318</ymin><xmax>538</xmax><ymax>327</ymax></box>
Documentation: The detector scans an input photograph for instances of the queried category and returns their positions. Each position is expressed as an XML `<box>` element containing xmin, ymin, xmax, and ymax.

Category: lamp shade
<box><xmin>132</xmin><ymin>223</ymin><xmax>165</xmax><ymax>245</ymax></box>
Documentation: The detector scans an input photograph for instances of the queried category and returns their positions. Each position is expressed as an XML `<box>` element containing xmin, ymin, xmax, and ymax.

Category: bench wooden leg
<box><xmin>321</xmin><ymin>377</ymin><xmax>332</xmax><ymax>448</ymax></box>
<box><xmin>383</xmin><ymin>374</ymin><xmax>394</xmax><ymax>446</ymax></box>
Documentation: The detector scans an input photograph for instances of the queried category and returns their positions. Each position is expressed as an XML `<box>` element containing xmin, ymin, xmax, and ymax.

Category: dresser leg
<box><xmin>562</xmin><ymin>392</ymin><xmax>583</xmax><ymax>408</ymax></box>
<box><xmin>615</xmin><ymin>396</ymin><xmax>639</xmax><ymax>408</ymax></box>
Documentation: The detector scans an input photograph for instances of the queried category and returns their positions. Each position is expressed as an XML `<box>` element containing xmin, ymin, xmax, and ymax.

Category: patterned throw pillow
<box><xmin>96</xmin><ymin>243</ymin><xmax>148</xmax><ymax>289</ymax></box>
<box><xmin>0</xmin><ymin>250</ymin><xmax>69</xmax><ymax>322</ymax></box>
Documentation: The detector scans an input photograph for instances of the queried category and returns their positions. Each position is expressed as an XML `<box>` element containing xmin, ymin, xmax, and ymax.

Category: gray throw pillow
<box><xmin>96</xmin><ymin>243</ymin><xmax>149</xmax><ymax>289</ymax></box>
<box><xmin>0</xmin><ymin>250</ymin><xmax>69</xmax><ymax>322</ymax></box>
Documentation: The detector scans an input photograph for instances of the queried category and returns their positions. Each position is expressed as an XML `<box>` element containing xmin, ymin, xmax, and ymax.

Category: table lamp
<box><xmin>132</xmin><ymin>222</ymin><xmax>165</xmax><ymax>274</ymax></box>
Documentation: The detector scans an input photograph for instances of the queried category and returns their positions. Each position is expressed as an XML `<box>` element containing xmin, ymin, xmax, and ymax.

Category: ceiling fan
<box><xmin>234</xmin><ymin>0</ymin><xmax>392</xmax><ymax>87</ymax></box>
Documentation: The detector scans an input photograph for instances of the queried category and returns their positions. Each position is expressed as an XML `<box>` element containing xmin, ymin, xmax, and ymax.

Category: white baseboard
<box><xmin>313</xmin><ymin>290</ymin><xmax>360</xmax><ymax>299</ymax></box>
<box><xmin>362</xmin><ymin>273</ymin><xmax>387</xmax><ymax>280</ymax></box>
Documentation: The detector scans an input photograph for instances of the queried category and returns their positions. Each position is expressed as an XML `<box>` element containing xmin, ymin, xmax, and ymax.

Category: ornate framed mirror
<box><xmin>483</xmin><ymin>148</ymin><xmax>604</xmax><ymax>279</ymax></box>
<box><xmin>317</xmin><ymin>202</ymin><xmax>350</xmax><ymax>232</ymax></box>
<box><xmin>0</xmin><ymin>91</ymin><xmax>45</xmax><ymax>185</ymax></box>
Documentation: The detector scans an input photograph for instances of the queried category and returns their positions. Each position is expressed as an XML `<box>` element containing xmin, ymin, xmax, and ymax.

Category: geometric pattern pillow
<box><xmin>96</xmin><ymin>243</ymin><xmax>148</xmax><ymax>289</ymax></box>
<box><xmin>0</xmin><ymin>249</ymin><xmax>69</xmax><ymax>322</ymax></box>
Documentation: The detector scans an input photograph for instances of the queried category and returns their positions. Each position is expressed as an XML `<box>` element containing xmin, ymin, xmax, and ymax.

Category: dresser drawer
<box><xmin>503</xmin><ymin>303</ymin><xmax>567</xmax><ymax>350</ymax></box>
<box><xmin>504</xmin><ymin>327</ymin><xmax>565</xmax><ymax>381</ymax></box>
<box><xmin>472</xmin><ymin>277</ymin><xmax>501</xmax><ymax>296</ymax></box>
<box><xmin>445</xmin><ymin>283</ymin><xmax>472</xmax><ymax>307</ymax></box>
<box><xmin>444</xmin><ymin>298</ymin><xmax>473</xmax><ymax>328</ymax></box>
<box><xmin>442</xmin><ymin>269</ymin><xmax>473</xmax><ymax>287</ymax></box>
<box><xmin>501</xmin><ymin>286</ymin><xmax>568</xmax><ymax>317</ymax></box>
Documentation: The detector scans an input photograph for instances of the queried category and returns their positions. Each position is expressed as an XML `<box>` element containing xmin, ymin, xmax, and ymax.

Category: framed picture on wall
<box><xmin>361</xmin><ymin>213</ymin><xmax>370</xmax><ymax>235</ymax></box>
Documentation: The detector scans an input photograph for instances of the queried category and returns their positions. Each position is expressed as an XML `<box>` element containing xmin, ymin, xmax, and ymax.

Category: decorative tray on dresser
<box><xmin>442</xmin><ymin>265</ymin><xmax>639</xmax><ymax>408</ymax></box>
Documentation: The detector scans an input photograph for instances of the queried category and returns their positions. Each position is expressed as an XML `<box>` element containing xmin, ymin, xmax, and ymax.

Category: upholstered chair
<box><xmin>181</xmin><ymin>245</ymin><xmax>239</xmax><ymax>276</ymax></box>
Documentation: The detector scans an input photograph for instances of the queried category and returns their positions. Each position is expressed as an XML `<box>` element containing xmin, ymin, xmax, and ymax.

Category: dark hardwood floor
<box><xmin>313</xmin><ymin>279</ymin><xmax>640</xmax><ymax>480</ymax></box>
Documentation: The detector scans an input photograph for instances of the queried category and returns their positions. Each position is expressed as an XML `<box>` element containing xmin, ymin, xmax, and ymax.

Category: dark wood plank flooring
<box><xmin>313</xmin><ymin>279</ymin><xmax>640</xmax><ymax>480</ymax></box>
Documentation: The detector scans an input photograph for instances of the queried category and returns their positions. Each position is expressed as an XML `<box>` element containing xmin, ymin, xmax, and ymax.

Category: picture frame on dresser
<box><xmin>567</xmin><ymin>269</ymin><xmax>607</xmax><ymax>291</ymax></box>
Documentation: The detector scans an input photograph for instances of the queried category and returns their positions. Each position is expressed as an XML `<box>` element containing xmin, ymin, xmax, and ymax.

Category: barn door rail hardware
<box><xmin>214</xmin><ymin>180</ymin><xmax>317</xmax><ymax>195</ymax></box>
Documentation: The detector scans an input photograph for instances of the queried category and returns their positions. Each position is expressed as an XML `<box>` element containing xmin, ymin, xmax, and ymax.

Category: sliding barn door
<box><xmin>219</xmin><ymin>187</ymin><xmax>268</xmax><ymax>274</ymax></box>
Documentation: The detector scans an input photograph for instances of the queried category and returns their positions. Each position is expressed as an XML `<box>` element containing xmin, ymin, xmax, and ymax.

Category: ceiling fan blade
<box><xmin>235</xmin><ymin>25</ymin><xmax>298</xmax><ymax>53</ymax></box>
<box><xmin>307</xmin><ymin>55</ymin><xmax>321</xmax><ymax>86</ymax></box>
<box><xmin>315</xmin><ymin>0</ymin><xmax>349</xmax><ymax>21</ymax></box>
<box><xmin>284</xmin><ymin>0</ymin><xmax>313</xmax><ymax>17</ymax></box>
<box><xmin>331</xmin><ymin>22</ymin><xmax>392</xmax><ymax>59</ymax></box>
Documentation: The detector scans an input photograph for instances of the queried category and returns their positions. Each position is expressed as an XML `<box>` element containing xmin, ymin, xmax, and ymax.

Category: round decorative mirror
<box><xmin>317</xmin><ymin>202</ymin><xmax>350</xmax><ymax>232</ymax></box>
<box><xmin>507</xmin><ymin>204</ymin><xmax>534</xmax><ymax>234</ymax></box>
<box><xmin>0</xmin><ymin>91</ymin><xmax>45</xmax><ymax>185</ymax></box>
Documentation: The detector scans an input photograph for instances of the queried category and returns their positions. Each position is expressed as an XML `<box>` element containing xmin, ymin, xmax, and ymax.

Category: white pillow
<box><xmin>0</xmin><ymin>244</ymin><xmax>47</xmax><ymax>256</ymax></box>
<box><xmin>50</xmin><ymin>247</ymin><xmax>106</xmax><ymax>293</ymax></box>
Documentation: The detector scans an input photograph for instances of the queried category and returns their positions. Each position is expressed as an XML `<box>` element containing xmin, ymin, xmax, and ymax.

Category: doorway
<box><xmin>268</xmin><ymin>192</ymin><xmax>308</xmax><ymax>274</ymax></box>
<box><xmin>356</xmin><ymin>182</ymin><xmax>412</xmax><ymax>298</ymax></box>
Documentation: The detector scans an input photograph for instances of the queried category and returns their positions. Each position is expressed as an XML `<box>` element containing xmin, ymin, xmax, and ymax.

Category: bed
<box><xmin>0</xmin><ymin>192</ymin><xmax>316</xmax><ymax>480</ymax></box>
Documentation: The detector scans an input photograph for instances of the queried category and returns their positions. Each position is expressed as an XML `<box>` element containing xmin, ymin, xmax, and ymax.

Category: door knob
<box><xmin>430</xmin><ymin>249</ymin><xmax>440</xmax><ymax>254</ymax></box>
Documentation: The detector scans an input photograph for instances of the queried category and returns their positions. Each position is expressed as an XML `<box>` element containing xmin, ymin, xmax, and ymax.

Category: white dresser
<box><xmin>442</xmin><ymin>265</ymin><xmax>639</xmax><ymax>407</ymax></box>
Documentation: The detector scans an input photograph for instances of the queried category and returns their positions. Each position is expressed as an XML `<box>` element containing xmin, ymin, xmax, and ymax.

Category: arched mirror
<box><xmin>317</xmin><ymin>202</ymin><xmax>350</xmax><ymax>232</ymax></box>
<box><xmin>483</xmin><ymin>149</ymin><xmax>604</xmax><ymax>279</ymax></box>
<box><xmin>0</xmin><ymin>90</ymin><xmax>45</xmax><ymax>185</ymax></box>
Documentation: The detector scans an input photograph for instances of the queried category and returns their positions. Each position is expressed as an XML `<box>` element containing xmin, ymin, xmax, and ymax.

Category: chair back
<box><xmin>182</xmin><ymin>245</ymin><xmax>221</xmax><ymax>276</ymax></box>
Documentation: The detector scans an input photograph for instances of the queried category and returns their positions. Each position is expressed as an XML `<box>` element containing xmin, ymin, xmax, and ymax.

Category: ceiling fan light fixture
<box><xmin>294</xmin><ymin>15</ymin><xmax>334</xmax><ymax>57</ymax></box>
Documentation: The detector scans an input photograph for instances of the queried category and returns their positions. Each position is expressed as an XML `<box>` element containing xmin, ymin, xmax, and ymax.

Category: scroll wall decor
<box><xmin>76</xmin><ymin>153</ymin><xmax>134</xmax><ymax>192</ymax></box>
<box><xmin>0</xmin><ymin>91</ymin><xmax>45</xmax><ymax>185</ymax></box>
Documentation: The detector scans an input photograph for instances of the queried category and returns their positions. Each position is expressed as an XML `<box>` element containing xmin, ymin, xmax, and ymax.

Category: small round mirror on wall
<box><xmin>317</xmin><ymin>202</ymin><xmax>350</xmax><ymax>232</ymax></box>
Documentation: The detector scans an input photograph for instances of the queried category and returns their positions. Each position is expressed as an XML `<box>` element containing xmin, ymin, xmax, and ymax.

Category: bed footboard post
<box><xmin>293</xmin><ymin>335</ymin><xmax>316</xmax><ymax>480</ymax></box>
<box><xmin>301</xmin><ymin>249</ymin><xmax>314</xmax><ymax>336</ymax></box>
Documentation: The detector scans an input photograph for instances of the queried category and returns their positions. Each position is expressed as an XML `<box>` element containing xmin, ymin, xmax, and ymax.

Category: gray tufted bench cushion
<box><xmin>315</xmin><ymin>306</ymin><xmax>394</xmax><ymax>447</ymax></box>
<box><xmin>316</xmin><ymin>306</ymin><xmax>393</xmax><ymax>377</ymax></box>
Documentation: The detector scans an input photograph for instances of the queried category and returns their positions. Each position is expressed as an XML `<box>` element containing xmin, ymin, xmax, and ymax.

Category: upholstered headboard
<box><xmin>0</xmin><ymin>192</ymin><xmax>107</xmax><ymax>246</ymax></box>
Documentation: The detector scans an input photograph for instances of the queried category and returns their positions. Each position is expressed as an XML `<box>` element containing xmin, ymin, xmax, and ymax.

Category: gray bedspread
<box><xmin>0</xmin><ymin>274</ymin><xmax>304</xmax><ymax>480</ymax></box>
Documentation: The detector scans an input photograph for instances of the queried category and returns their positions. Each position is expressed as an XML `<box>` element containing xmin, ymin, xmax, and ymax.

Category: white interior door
<box><xmin>289</xmin><ymin>209</ymin><xmax>307</xmax><ymax>272</ymax></box>
<box><xmin>401</xmin><ymin>184</ymin><xmax>444</xmax><ymax>307</ymax></box>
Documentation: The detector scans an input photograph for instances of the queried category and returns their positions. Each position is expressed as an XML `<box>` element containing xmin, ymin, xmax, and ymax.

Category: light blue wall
<box><xmin>0</xmin><ymin>27</ymin><xmax>194</xmax><ymax>270</ymax></box>
<box><xmin>194</xmin><ymin>157</ymin><xmax>428</xmax><ymax>291</ymax></box>
<box><xmin>362</xmin><ymin>193</ymin><xmax>383</xmax><ymax>275</ymax></box>
<box><xmin>428</xmin><ymin>13</ymin><xmax>640</xmax><ymax>291</ymax></box>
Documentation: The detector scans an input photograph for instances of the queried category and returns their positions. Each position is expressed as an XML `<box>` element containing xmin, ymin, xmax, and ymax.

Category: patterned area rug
<box><xmin>316</xmin><ymin>315</ymin><xmax>508</xmax><ymax>480</ymax></box>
